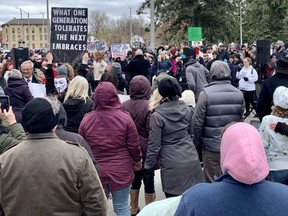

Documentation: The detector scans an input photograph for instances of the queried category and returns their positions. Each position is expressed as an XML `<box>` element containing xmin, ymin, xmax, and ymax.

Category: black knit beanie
<box><xmin>158</xmin><ymin>77</ymin><xmax>182</xmax><ymax>98</ymax></box>
<box><xmin>22</xmin><ymin>98</ymin><xmax>59</xmax><ymax>133</ymax></box>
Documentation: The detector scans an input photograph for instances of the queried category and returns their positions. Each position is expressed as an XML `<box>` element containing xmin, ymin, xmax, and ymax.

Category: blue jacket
<box><xmin>175</xmin><ymin>174</ymin><xmax>288</xmax><ymax>216</ymax></box>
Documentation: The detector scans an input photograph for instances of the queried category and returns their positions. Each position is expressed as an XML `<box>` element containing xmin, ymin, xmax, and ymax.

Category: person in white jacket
<box><xmin>236</xmin><ymin>57</ymin><xmax>258</xmax><ymax>116</ymax></box>
<box><xmin>92</xmin><ymin>51</ymin><xmax>107</xmax><ymax>91</ymax></box>
<box><xmin>259</xmin><ymin>86</ymin><xmax>288</xmax><ymax>185</ymax></box>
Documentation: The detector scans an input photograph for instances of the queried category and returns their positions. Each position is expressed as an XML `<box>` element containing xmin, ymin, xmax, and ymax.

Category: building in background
<box><xmin>1</xmin><ymin>18</ymin><xmax>49</xmax><ymax>50</ymax></box>
<box><xmin>131</xmin><ymin>34</ymin><xmax>144</xmax><ymax>48</ymax></box>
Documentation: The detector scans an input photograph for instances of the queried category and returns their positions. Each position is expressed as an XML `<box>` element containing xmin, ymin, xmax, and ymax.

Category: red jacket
<box><xmin>79</xmin><ymin>82</ymin><xmax>141</xmax><ymax>192</ymax></box>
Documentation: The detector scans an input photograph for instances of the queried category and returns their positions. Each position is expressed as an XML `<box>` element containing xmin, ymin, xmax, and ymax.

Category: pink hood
<box><xmin>221</xmin><ymin>122</ymin><xmax>269</xmax><ymax>185</ymax></box>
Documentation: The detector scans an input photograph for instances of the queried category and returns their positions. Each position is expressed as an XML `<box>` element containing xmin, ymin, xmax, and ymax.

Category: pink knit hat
<box><xmin>221</xmin><ymin>122</ymin><xmax>269</xmax><ymax>185</ymax></box>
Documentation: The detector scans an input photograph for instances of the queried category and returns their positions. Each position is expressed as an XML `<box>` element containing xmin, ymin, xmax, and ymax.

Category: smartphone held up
<box><xmin>0</xmin><ymin>96</ymin><xmax>10</xmax><ymax>112</ymax></box>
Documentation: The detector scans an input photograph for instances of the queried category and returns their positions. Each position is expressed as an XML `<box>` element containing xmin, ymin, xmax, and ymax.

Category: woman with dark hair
<box><xmin>145</xmin><ymin>77</ymin><xmax>203</xmax><ymax>198</ymax></box>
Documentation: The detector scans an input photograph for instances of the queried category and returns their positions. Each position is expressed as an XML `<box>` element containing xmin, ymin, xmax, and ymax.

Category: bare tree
<box><xmin>89</xmin><ymin>10</ymin><xmax>110</xmax><ymax>38</ymax></box>
<box><xmin>108</xmin><ymin>14</ymin><xmax>148</xmax><ymax>44</ymax></box>
<box><xmin>89</xmin><ymin>10</ymin><xmax>148</xmax><ymax>45</ymax></box>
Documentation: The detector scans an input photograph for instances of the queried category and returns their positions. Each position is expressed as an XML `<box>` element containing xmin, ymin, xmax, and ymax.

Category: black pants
<box><xmin>243</xmin><ymin>90</ymin><xmax>256</xmax><ymax>113</ymax></box>
<box><xmin>131</xmin><ymin>169</ymin><xmax>155</xmax><ymax>194</ymax></box>
<box><xmin>91</xmin><ymin>80</ymin><xmax>100</xmax><ymax>92</ymax></box>
<box><xmin>165</xmin><ymin>192</ymin><xmax>178</xmax><ymax>198</ymax></box>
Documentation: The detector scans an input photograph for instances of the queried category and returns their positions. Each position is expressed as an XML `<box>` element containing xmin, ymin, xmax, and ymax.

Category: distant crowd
<box><xmin>0</xmin><ymin>40</ymin><xmax>288</xmax><ymax>216</ymax></box>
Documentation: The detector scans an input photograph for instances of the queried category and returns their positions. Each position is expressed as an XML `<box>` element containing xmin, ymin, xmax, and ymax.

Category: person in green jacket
<box><xmin>0</xmin><ymin>106</ymin><xmax>26</xmax><ymax>154</ymax></box>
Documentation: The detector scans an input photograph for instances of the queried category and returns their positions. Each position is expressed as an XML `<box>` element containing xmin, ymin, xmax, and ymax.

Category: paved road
<box><xmin>107</xmin><ymin>114</ymin><xmax>260</xmax><ymax>215</ymax></box>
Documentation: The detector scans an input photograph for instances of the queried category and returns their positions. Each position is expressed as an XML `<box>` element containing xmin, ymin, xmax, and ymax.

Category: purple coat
<box><xmin>79</xmin><ymin>82</ymin><xmax>142</xmax><ymax>192</ymax></box>
<box><xmin>4</xmin><ymin>78</ymin><xmax>34</xmax><ymax>122</ymax></box>
<box><xmin>122</xmin><ymin>75</ymin><xmax>151</xmax><ymax>160</ymax></box>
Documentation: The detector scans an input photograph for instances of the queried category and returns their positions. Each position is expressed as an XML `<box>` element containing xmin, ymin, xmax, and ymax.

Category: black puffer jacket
<box><xmin>63</xmin><ymin>97</ymin><xmax>94</xmax><ymax>133</ymax></box>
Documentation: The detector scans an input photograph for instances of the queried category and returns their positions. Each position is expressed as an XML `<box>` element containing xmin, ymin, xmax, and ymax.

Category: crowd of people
<box><xmin>0</xmin><ymin>39</ymin><xmax>288</xmax><ymax>216</ymax></box>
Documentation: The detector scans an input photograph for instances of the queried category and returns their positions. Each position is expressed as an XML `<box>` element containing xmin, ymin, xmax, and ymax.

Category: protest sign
<box><xmin>87</xmin><ymin>41</ymin><xmax>106</xmax><ymax>53</ymax></box>
<box><xmin>188</xmin><ymin>27</ymin><xmax>202</xmax><ymax>42</ymax></box>
<box><xmin>118</xmin><ymin>94</ymin><xmax>130</xmax><ymax>103</ymax></box>
<box><xmin>111</xmin><ymin>44</ymin><xmax>130</xmax><ymax>58</ymax></box>
<box><xmin>50</xmin><ymin>7</ymin><xmax>88</xmax><ymax>63</ymax></box>
<box><xmin>28</xmin><ymin>83</ymin><xmax>46</xmax><ymax>98</ymax></box>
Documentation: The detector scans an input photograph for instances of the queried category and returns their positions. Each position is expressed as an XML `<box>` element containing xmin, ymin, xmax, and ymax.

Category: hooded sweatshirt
<box><xmin>122</xmin><ymin>75</ymin><xmax>151</xmax><ymax>160</ymax></box>
<box><xmin>175</xmin><ymin>122</ymin><xmax>288</xmax><ymax>216</ymax></box>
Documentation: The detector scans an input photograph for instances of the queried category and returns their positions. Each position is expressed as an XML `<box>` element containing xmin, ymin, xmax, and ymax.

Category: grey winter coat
<box><xmin>185</xmin><ymin>59</ymin><xmax>211</xmax><ymax>100</ymax></box>
<box><xmin>145</xmin><ymin>100</ymin><xmax>204</xmax><ymax>195</ymax></box>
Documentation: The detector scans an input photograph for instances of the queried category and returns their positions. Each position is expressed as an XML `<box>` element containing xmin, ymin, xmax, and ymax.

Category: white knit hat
<box><xmin>273</xmin><ymin>86</ymin><xmax>288</xmax><ymax>109</ymax></box>
<box><xmin>180</xmin><ymin>90</ymin><xmax>196</xmax><ymax>107</ymax></box>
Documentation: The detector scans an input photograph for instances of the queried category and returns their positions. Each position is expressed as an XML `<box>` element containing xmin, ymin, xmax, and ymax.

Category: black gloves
<box><xmin>244</xmin><ymin>77</ymin><xmax>249</xmax><ymax>81</ymax></box>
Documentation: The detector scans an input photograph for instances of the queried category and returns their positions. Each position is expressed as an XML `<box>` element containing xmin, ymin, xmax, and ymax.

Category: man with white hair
<box><xmin>20</xmin><ymin>60</ymin><xmax>43</xmax><ymax>84</ymax></box>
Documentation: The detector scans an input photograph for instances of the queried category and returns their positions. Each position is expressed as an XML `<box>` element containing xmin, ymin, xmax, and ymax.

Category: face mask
<box><xmin>54</xmin><ymin>77</ymin><xmax>67</xmax><ymax>93</ymax></box>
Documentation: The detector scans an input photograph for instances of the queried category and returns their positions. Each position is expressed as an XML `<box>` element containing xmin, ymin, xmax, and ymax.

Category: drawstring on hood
<box><xmin>221</xmin><ymin>122</ymin><xmax>269</xmax><ymax>185</ymax></box>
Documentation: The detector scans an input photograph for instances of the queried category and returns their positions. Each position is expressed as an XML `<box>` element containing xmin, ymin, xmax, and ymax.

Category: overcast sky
<box><xmin>0</xmin><ymin>0</ymin><xmax>147</xmax><ymax>26</ymax></box>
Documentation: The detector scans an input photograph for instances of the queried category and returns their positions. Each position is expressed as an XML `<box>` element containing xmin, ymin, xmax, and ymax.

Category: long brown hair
<box><xmin>94</xmin><ymin>51</ymin><xmax>104</xmax><ymax>62</ymax></box>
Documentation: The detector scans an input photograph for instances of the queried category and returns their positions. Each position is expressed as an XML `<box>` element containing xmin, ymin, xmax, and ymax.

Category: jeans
<box><xmin>268</xmin><ymin>170</ymin><xmax>288</xmax><ymax>186</ymax></box>
<box><xmin>105</xmin><ymin>184</ymin><xmax>131</xmax><ymax>216</ymax></box>
<box><xmin>131</xmin><ymin>169</ymin><xmax>155</xmax><ymax>193</ymax></box>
